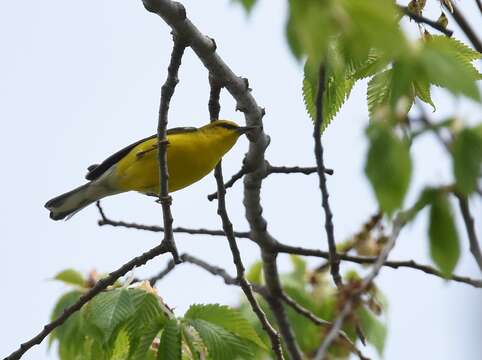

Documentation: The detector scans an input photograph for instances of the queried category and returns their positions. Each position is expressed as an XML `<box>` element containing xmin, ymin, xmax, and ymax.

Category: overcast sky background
<box><xmin>1</xmin><ymin>1</ymin><xmax>481</xmax><ymax>359</ymax></box>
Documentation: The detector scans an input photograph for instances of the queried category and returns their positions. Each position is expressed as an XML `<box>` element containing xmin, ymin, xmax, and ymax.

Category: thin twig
<box><xmin>314</xmin><ymin>64</ymin><xmax>342</xmax><ymax>288</ymax></box>
<box><xmin>208</xmin><ymin>77</ymin><xmax>284</xmax><ymax>360</ymax></box>
<box><xmin>96</xmin><ymin>202</ymin><xmax>251</xmax><ymax>238</ymax></box>
<box><xmin>207</xmin><ymin>163</ymin><xmax>333</xmax><ymax>201</ymax></box>
<box><xmin>315</xmin><ymin>216</ymin><xmax>404</xmax><ymax>359</ymax></box>
<box><xmin>276</xmin><ymin>243</ymin><xmax>482</xmax><ymax>288</ymax></box>
<box><xmin>180</xmin><ymin>253</ymin><xmax>266</xmax><ymax>295</ymax></box>
<box><xmin>476</xmin><ymin>0</ymin><xmax>482</xmax><ymax>15</ymax></box>
<box><xmin>147</xmin><ymin>259</ymin><xmax>176</xmax><ymax>285</ymax></box>
<box><xmin>157</xmin><ymin>35</ymin><xmax>186</xmax><ymax>263</ymax></box>
<box><xmin>4</xmin><ymin>242</ymin><xmax>171</xmax><ymax>360</ymax></box>
<box><xmin>456</xmin><ymin>195</ymin><xmax>482</xmax><ymax>272</ymax></box>
<box><xmin>398</xmin><ymin>5</ymin><xmax>454</xmax><ymax>37</ymax></box>
<box><xmin>280</xmin><ymin>293</ymin><xmax>369</xmax><ymax>360</ymax></box>
<box><xmin>267</xmin><ymin>165</ymin><xmax>333</xmax><ymax>176</ymax></box>
<box><xmin>443</xmin><ymin>1</ymin><xmax>482</xmax><ymax>52</ymax></box>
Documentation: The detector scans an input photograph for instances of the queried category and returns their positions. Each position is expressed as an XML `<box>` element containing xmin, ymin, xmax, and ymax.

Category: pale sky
<box><xmin>1</xmin><ymin>1</ymin><xmax>481</xmax><ymax>359</ymax></box>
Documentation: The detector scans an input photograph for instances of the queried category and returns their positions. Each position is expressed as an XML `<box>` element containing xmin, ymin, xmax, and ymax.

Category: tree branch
<box><xmin>456</xmin><ymin>195</ymin><xmax>482</xmax><ymax>272</ymax></box>
<box><xmin>96</xmin><ymin>201</ymin><xmax>251</xmax><ymax>238</ymax></box>
<box><xmin>207</xmin><ymin>163</ymin><xmax>333</xmax><ymax>201</ymax></box>
<box><xmin>276</xmin><ymin>242</ymin><xmax>482</xmax><ymax>288</ymax></box>
<box><xmin>398</xmin><ymin>5</ymin><xmax>454</xmax><ymax>37</ymax></box>
<box><xmin>315</xmin><ymin>215</ymin><xmax>404</xmax><ymax>359</ymax></box>
<box><xmin>208</xmin><ymin>77</ymin><xmax>285</xmax><ymax>360</ymax></box>
<box><xmin>4</xmin><ymin>242</ymin><xmax>171</xmax><ymax>360</ymax></box>
<box><xmin>157</xmin><ymin>35</ymin><xmax>186</xmax><ymax>263</ymax></box>
<box><xmin>262</xmin><ymin>252</ymin><xmax>303</xmax><ymax>360</ymax></box>
<box><xmin>314</xmin><ymin>64</ymin><xmax>342</xmax><ymax>288</ymax></box>
<box><xmin>443</xmin><ymin>1</ymin><xmax>482</xmax><ymax>52</ymax></box>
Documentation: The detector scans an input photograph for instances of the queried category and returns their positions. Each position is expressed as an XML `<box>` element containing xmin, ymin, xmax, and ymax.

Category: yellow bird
<box><xmin>45</xmin><ymin>120</ymin><xmax>253</xmax><ymax>220</ymax></box>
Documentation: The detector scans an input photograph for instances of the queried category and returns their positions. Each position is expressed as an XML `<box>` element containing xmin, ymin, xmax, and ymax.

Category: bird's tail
<box><xmin>45</xmin><ymin>182</ymin><xmax>116</xmax><ymax>220</ymax></box>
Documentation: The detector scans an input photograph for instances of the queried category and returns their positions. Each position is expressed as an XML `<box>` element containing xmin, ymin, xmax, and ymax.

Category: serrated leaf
<box><xmin>82</xmin><ymin>289</ymin><xmax>135</xmax><ymax>344</ymax></box>
<box><xmin>428</xmin><ymin>192</ymin><xmax>460</xmax><ymax>275</ymax></box>
<box><xmin>187</xmin><ymin>319</ymin><xmax>253</xmax><ymax>360</ymax></box>
<box><xmin>452</xmin><ymin>127</ymin><xmax>482</xmax><ymax>195</ymax></box>
<box><xmin>185</xmin><ymin>304</ymin><xmax>266</xmax><ymax>350</ymax></box>
<box><xmin>420</xmin><ymin>39</ymin><xmax>481</xmax><ymax>101</ymax></box>
<box><xmin>427</xmin><ymin>36</ymin><xmax>481</xmax><ymax>62</ymax></box>
<box><xmin>358</xmin><ymin>307</ymin><xmax>387</xmax><ymax>356</ymax></box>
<box><xmin>111</xmin><ymin>328</ymin><xmax>130</xmax><ymax>360</ymax></box>
<box><xmin>350</xmin><ymin>50</ymin><xmax>389</xmax><ymax>80</ymax></box>
<box><xmin>125</xmin><ymin>289</ymin><xmax>167</xmax><ymax>359</ymax></box>
<box><xmin>414</xmin><ymin>79</ymin><xmax>435</xmax><ymax>111</ymax></box>
<box><xmin>365</xmin><ymin>123</ymin><xmax>412</xmax><ymax>215</ymax></box>
<box><xmin>158</xmin><ymin>319</ymin><xmax>182</xmax><ymax>360</ymax></box>
<box><xmin>367</xmin><ymin>69</ymin><xmax>392</xmax><ymax>118</ymax></box>
<box><xmin>54</xmin><ymin>269</ymin><xmax>86</xmax><ymax>287</ymax></box>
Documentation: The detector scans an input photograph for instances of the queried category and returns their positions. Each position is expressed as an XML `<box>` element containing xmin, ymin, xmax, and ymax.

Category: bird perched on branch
<box><xmin>45</xmin><ymin>120</ymin><xmax>254</xmax><ymax>220</ymax></box>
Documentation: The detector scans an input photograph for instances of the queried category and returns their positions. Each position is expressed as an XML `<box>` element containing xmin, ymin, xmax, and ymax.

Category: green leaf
<box><xmin>186</xmin><ymin>319</ymin><xmax>253</xmax><ymax>360</ymax></box>
<box><xmin>82</xmin><ymin>288</ymin><xmax>135</xmax><ymax>343</ymax></box>
<box><xmin>111</xmin><ymin>328</ymin><xmax>130</xmax><ymax>360</ymax></box>
<box><xmin>125</xmin><ymin>289</ymin><xmax>167</xmax><ymax>359</ymax></box>
<box><xmin>452</xmin><ymin>127</ymin><xmax>482</xmax><ymax>195</ymax></box>
<box><xmin>427</xmin><ymin>36</ymin><xmax>481</xmax><ymax>62</ymax></box>
<box><xmin>54</xmin><ymin>269</ymin><xmax>85</xmax><ymax>287</ymax></box>
<box><xmin>232</xmin><ymin>0</ymin><xmax>257</xmax><ymax>14</ymax></box>
<box><xmin>428</xmin><ymin>192</ymin><xmax>460</xmax><ymax>275</ymax></box>
<box><xmin>358</xmin><ymin>307</ymin><xmax>387</xmax><ymax>356</ymax></box>
<box><xmin>246</xmin><ymin>261</ymin><xmax>263</xmax><ymax>284</ymax></box>
<box><xmin>158</xmin><ymin>319</ymin><xmax>182</xmax><ymax>360</ymax></box>
<box><xmin>365</xmin><ymin>123</ymin><xmax>412</xmax><ymax>214</ymax></box>
<box><xmin>49</xmin><ymin>290</ymin><xmax>84</xmax><ymax>357</ymax></box>
<box><xmin>414</xmin><ymin>78</ymin><xmax>435</xmax><ymax>111</ymax></box>
<box><xmin>420</xmin><ymin>38</ymin><xmax>481</xmax><ymax>101</ymax></box>
<box><xmin>185</xmin><ymin>304</ymin><xmax>266</xmax><ymax>350</ymax></box>
<box><xmin>367</xmin><ymin>70</ymin><xmax>392</xmax><ymax>119</ymax></box>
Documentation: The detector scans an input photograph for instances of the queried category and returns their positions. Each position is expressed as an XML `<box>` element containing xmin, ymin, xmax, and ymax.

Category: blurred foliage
<box><xmin>49</xmin><ymin>274</ymin><xmax>265</xmax><ymax>360</ymax></box>
<box><xmin>238</xmin><ymin>256</ymin><xmax>388</xmax><ymax>359</ymax></box>
<box><xmin>51</xmin><ymin>252</ymin><xmax>389</xmax><ymax>359</ymax></box>
<box><xmin>233</xmin><ymin>0</ymin><xmax>482</xmax><ymax>276</ymax></box>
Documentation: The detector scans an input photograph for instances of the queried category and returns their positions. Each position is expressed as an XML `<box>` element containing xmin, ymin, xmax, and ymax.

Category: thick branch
<box><xmin>314</xmin><ymin>64</ymin><xmax>341</xmax><ymax>288</ymax></box>
<box><xmin>208</xmin><ymin>77</ymin><xmax>284</xmax><ymax>360</ymax></box>
<box><xmin>456</xmin><ymin>195</ymin><xmax>482</xmax><ymax>272</ymax></box>
<box><xmin>4</xmin><ymin>242</ymin><xmax>171</xmax><ymax>360</ymax></box>
<box><xmin>399</xmin><ymin>5</ymin><xmax>454</xmax><ymax>37</ymax></box>
<box><xmin>157</xmin><ymin>35</ymin><xmax>186</xmax><ymax>263</ymax></box>
<box><xmin>262</xmin><ymin>252</ymin><xmax>303</xmax><ymax>360</ymax></box>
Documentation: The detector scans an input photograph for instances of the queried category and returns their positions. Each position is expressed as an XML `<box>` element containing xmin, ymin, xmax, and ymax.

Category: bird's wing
<box><xmin>85</xmin><ymin>127</ymin><xmax>198</xmax><ymax>181</ymax></box>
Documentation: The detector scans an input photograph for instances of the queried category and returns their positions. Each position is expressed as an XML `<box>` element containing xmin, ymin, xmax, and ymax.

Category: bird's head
<box><xmin>201</xmin><ymin>120</ymin><xmax>258</xmax><ymax>138</ymax></box>
<box><xmin>200</xmin><ymin>120</ymin><xmax>258</xmax><ymax>154</ymax></box>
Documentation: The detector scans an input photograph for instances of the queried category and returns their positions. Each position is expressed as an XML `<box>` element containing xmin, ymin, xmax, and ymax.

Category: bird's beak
<box><xmin>236</xmin><ymin>126</ymin><xmax>258</xmax><ymax>135</ymax></box>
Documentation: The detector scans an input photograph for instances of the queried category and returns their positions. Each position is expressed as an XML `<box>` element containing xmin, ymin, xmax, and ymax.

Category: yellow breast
<box><xmin>113</xmin><ymin>129</ymin><xmax>238</xmax><ymax>194</ymax></box>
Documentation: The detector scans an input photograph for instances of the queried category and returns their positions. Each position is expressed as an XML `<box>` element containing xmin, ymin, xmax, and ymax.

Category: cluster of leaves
<box><xmin>234</xmin><ymin>0</ymin><xmax>481</xmax><ymax>277</ymax></box>
<box><xmin>238</xmin><ymin>256</ymin><xmax>388</xmax><ymax>359</ymax></box>
<box><xmin>50</xmin><ymin>256</ymin><xmax>387</xmax><ymax>360</ymax></box>
<box><xmin>50</xmin><ymin>270</ymin><xmax>266</xmax><ymax>360</ymax></box>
